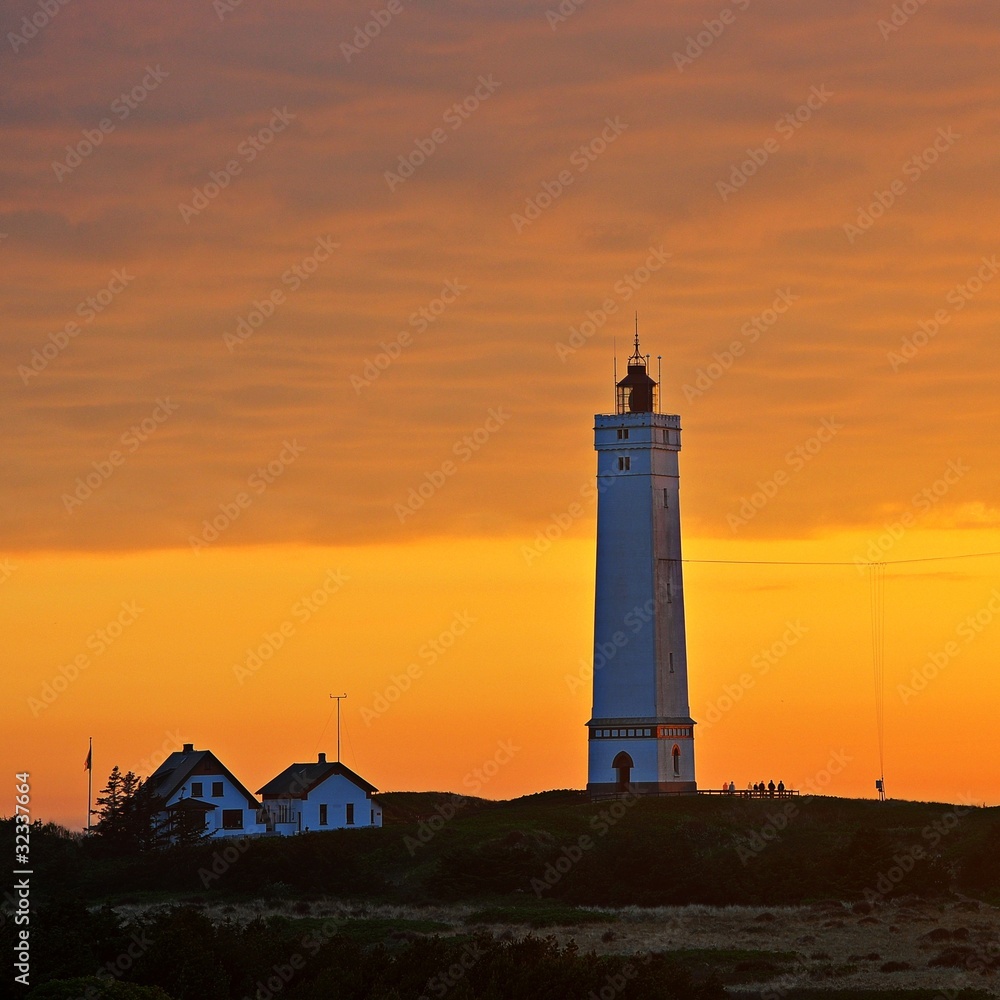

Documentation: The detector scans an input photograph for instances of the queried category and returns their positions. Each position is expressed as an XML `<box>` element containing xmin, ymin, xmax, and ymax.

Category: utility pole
<box><xmin>329</xmin><ymin>693</ymin><xmax>347</xmax><ymax>762</ymax></box>
<box><xmin>86</xmin><ymin>736</ymin><xmax>93</xmax><ymax>833</ymax></box>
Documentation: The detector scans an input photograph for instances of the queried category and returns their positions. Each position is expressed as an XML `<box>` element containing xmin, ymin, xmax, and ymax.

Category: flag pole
<box><xmin>87</xmin><ymin>737</ymin><xmax>93</xmax><ymax>833</ymax></box>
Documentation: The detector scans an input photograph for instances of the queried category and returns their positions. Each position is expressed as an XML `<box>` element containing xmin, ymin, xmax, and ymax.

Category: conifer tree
<box><xmin>93</xmin><ymin>766</ymin><xmax>168</xmax><ymax>852</ymax></box>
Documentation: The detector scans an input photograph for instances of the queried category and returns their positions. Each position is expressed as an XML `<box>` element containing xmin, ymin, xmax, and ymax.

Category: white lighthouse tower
<box><xmin>587</xmin><ymin>334</ymin><xmax>696</xmax><ymax>797</ymax></box>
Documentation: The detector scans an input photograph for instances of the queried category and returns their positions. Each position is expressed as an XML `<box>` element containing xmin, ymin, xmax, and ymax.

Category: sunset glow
<box><xmin>3</xmin><ymin>0</ymin><xmax>999</xmax><ymax>828</ymax></box>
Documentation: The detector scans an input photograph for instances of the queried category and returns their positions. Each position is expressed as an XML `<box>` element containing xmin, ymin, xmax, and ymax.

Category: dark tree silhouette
<box><xmin>92</xmin><ymin>766</ymin><xmax>168</xmax><ymax>853</ymax></box>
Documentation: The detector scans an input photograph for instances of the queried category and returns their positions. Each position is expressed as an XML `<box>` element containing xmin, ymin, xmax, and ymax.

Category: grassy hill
<box><xmin>23</xmin><ymin>789</ymin><xmax>999</xmax><ymax>910</ymax></box>
<box><xmin>6</xmin><ymin>794</ymin><xmax>1000</xmax><ymax>1000</ymax></box>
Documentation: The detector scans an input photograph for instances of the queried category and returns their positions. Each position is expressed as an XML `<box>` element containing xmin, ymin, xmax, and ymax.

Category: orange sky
<box><xmin>3</xmin><ymin>0</ymin><xmax>999</xmax><ymax>828</ymax></box>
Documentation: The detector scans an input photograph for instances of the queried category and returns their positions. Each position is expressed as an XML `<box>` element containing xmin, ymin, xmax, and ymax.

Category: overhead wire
<box><xmin>683</xmin><ymin>550</ymin><xmax>1000</xmax><ymax>567</ymax></box>
<box><xmin>681</xmin><ymin>548</ymin><xmax>1000</xmax><ymax>801</ymax></box>
<box><xmin>315</xmin><ymin>703</ymin><xmax>335</xmax><ymax>756</ymax></box>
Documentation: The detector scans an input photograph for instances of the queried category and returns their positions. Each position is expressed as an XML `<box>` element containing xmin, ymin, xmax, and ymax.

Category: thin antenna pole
<box><xmin>657</xmin><ymin>355</ymin><xmax>662</xmax><ymax>413</ymax></box>
<box><xmin>87</xmin><ymin>736</ymin><xmax>93</xmax><ymax>833</ymax></box>
<box><xmin>329</xmin><ymin>694</ymin><xmax>347</xmax><ymax>762</ymax></box>
<box><xmin>612</xmin><ymin>337</ymin><xmax>617</xmax><ymax>409</ymax></box>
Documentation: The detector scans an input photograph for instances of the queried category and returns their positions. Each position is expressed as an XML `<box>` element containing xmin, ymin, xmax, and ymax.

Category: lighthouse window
<box><xmin>617</xmin><ymin>457</ymin><xmax>630</xmax><ymax>471</ymax></box>
<box><xmin>658</xmin><ymin>562</ymin><xmax>672</xmax><ymax>603</ymax></box>
<box><xmin>672</xmin><ymin>745</ymin><xmax>681</xmax><ymax>776</ymax></box>
<box><xmin>617</xmin><ymin>428</ymin><xmax>629</xmax><ymax>440</ymax></box>
<box><xmin>663</xmin><ymin>488</ymin><xmax>669</xmax><ymax>507</ymax></box>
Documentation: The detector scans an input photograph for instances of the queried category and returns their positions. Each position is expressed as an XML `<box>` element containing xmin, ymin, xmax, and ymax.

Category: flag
<box><xmin>84</xmin><ymin>746</ymin><xmax>92</xmax><ymax>771</ymax></box>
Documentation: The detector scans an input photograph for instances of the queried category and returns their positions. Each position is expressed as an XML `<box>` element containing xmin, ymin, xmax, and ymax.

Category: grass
<box><xmin>651</xmin><ymin>948</ymin><xmax>802</xmax><ymax>984</ymax></box>
<box><xmin>729</xmin><ymin>993</ymin><xmax>993</xmax><ymax>1000</ymax></box>
<box><xmin>51</xmin><ymin>791</ymin><xmax>999</xmax><ymax>912</ymax></box>
<box><xmin>464</xmin><ymin>901</ymin><xmax>614</xmax><ymax>927</ymax></box>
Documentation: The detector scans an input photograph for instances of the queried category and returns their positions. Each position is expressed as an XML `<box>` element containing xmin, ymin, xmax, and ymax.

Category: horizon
<box><xmin>14</xmin><ymin>783</ymin><xmax>995</xmax><ymax>835</ymax></box>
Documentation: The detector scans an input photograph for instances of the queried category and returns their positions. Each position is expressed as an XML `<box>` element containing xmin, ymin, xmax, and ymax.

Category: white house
<box><xmin>257</xmin><ymin>753</ymin><xmax>382</xmax><ymax>833</ymax></box>
<box><xmin>146</xmin><ymin>743</ymin><xmax>266</xmax><ymax>841</ymax></box>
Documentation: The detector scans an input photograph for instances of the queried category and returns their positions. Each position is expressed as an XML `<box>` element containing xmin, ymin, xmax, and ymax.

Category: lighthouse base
<box><xmin>587</xmin><ymin>779</ymin><xmax>697</xmax><ymax>800</ymax></box>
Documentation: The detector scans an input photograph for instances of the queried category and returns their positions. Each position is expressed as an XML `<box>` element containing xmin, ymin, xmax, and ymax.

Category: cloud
<box><xmin>2</xmin><ymin>0</ymin><xmax>999</xmax><ymax>551</ymax></box>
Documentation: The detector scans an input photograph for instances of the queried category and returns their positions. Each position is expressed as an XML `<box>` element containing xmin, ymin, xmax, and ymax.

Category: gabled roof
<box><xmin>146</xmin><ymin>745</ymin><xmax>260</xmax><ymax>808</ymax></box>
<box><xmin>257</xmin><ymin>757</ymin><xmax>378</xmax><ymax>798</ymax></box>
<box><xmin>166</xmin><ymin>798</ymin><xmax>216</xmax><ymax>812</ymax></box>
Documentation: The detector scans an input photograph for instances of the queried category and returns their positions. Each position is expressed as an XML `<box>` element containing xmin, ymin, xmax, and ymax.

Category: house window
<box><xmin>190</xmin><ymin>782</ymin><xmax>203</xmax><ymax>798</ymax></box>
<box><xmin>212</xmin><ymin>781</ymin><xmax>223</xmax><ymax>797</ymax></box>
<box><xmin>346</xmin><ymin>803</ymin><xmax>355</xmax><ymax>825</ymax></box>
<box><xmin>222</xmin><ymin>809</ymin><xmax>243</xmax><ymax>830</ymax></box>
<box><xmin>319</xmin><ymin>804</ymin><xmax>328</xmax><ymax>826</ymax></box>
<box><xmin>617</xmin><ymin>428</ymin><xmax>629</xmax><ymax>440</ymax></box>
<box><xmin>617</xmin><ymin>457</ymin><xmax>630</xmax><ymax>471</ymax></box>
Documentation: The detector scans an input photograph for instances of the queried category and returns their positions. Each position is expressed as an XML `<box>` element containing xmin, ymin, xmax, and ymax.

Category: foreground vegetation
<box><xmin>5</xmin><ymin>791</ymin><xmax>999</xmax><ymax>997</ymax></box>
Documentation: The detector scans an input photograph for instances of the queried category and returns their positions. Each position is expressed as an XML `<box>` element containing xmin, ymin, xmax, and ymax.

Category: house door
<box><xmin>612</xmin><ymin>751</ymin><xmax>633</xmax><ymax>791</ymax></box>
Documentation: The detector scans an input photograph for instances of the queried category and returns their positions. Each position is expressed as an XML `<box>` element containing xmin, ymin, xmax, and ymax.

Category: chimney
<box><xmin>182</xmin><ymin>743</ymin><xmax>194</xmax><ymax>753</ymax></box>
<box><xmin>318</xmin><ymin>752</ymin><xmax>326</xmax><ymax>764</ymax></box>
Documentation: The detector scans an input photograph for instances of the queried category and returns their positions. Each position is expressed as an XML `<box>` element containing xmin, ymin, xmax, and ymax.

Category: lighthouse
<box><xmin>587</xmin><ymin>334</ymin><xmax>696</xmax><ymax>797</ymax></box>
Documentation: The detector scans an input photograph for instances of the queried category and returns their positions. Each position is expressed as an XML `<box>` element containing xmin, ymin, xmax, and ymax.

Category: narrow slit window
<box><xmin>659</xmin><ymin>561</ymin><xmax>672</xmax><ymax>603</ymax></box>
